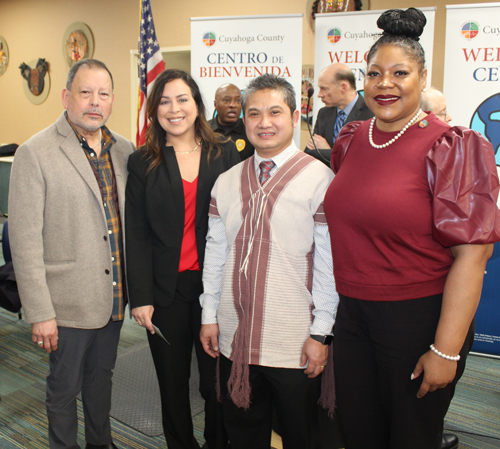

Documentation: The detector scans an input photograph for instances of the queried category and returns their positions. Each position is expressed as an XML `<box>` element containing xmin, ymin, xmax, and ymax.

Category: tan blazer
<box><xmin>9</xmin><ymin>112</ymin><xmax>135</xmax><ymax>328</ymax></box>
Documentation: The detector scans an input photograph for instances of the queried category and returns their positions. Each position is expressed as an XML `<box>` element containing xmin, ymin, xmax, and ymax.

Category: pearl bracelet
<box><xmin>430</xmin><ymin>344</ymin><xmax>460</xmax><ymax>362</ymax></box>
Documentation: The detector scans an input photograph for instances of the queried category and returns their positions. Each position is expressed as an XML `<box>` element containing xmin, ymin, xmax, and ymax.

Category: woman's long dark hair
<box><xmin>143</xmin><ymin>69</ymin><xmax>223</xmax><ymax>172</ymax></box>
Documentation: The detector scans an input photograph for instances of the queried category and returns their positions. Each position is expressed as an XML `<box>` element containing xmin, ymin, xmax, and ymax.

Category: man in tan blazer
<box><xmin>9</xmin><ymin>59</ymin><xmax>135</xmax><ymax>449</ymax></box>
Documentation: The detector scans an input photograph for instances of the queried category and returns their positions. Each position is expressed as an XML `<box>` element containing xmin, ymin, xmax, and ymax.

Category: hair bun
<box><xmin>377</xmin><ymin>8</ymin><xmax>426</xmax><ymax>40</ymax></box>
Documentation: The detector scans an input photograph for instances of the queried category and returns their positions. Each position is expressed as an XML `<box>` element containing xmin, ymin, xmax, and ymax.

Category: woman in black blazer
<box><xmin>126</xmin><ymin>69</ymin><xmax>240</xmax><ymax>449</ymax></box>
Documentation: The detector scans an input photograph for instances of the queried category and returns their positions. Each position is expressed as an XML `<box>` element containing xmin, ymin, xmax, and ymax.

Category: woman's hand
<box><xmin>200</xmin><ymin>324</ymin><xmax>220</xmax><ymax>358</ymax></box>
<box><xmin>131</xmin><ymin>305</ymin><xmax>155</xmax><ymax>334</ymax></box>
<box><xmin>411</xmin><ymin>243</ymin><xmax>493</xmax><ymax>398</ymax></box>
<box><xmin>411</xmin><ymin>350</ymin><xmax>457</xmax><ymax>398</ymax></box>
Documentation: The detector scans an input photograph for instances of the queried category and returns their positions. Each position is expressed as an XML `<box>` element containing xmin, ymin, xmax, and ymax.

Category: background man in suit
<box><xmin>306</xmin><ymin>63</ymin><xmax>373</xmax><ymax>161</ymax></box>
<box><xmin>9</xmin><ymin>59</ymin><xmax>135</xmax><ymax>449</ymax></box>
<box><xmin>209</xmin><ymin>83</ymin><xmax>255</xmax><ymax>160</ymax></box>
<box><xmin>421</xmin><ymin>87</ymin><xmax>453</xmax><ymax>124</ymax></box>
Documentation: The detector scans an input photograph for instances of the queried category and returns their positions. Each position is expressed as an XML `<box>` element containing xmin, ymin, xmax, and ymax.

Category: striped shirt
<box><xmin>66</xmin><ymin>113</ymin><xmax>125</xmax><ymax>321</ymax></box>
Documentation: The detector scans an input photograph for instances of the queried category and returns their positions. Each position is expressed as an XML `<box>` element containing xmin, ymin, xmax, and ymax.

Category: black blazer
<box><xmin>313</xmin><ymin>94</ymin><xmax>374</xmax><ymax>149</ymax></box>
<box><xmin>125</xmin><ymin>139</ymin><xmax>240</xmax><ymax>308</ymax></box>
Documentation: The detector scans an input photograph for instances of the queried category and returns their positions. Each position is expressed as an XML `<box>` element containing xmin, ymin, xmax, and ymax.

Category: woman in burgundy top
<box><xmin>324</xmin><ymin>8</ymin><xmax>500</xmax><ymax>449</ymax></box>
<box><xmin>125</xmin><ymin>70</ymin><xmax>239</xmax><ymax>449</ymax></box>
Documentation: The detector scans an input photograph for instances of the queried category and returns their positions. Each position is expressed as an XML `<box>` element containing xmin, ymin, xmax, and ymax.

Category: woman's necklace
<box><xmin>89</xmin><ymin>129</ymin><xmax>102</xmax><ymax>150</ymax></box>
<box><xmin>369</xmin><ymin>108</ymin><xmax>423</xmax><ymax>149</ymax></box>
<box><xmin>172</xmin><ymin>141</ymin><xmax>201</xmax><ymax>154</ymax></box>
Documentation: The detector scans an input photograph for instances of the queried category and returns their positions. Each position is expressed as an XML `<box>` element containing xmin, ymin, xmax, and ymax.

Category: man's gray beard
<box><xmin>69</xmin><ymin>112</ymin><xmax>108</xmax><ymax>133</ymax></box>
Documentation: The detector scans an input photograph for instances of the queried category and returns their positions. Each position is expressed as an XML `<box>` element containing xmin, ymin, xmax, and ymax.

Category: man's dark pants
<box><xmin>46</xmin><ymin>319</ymin><xmax>122</xmax><ymax>449</ymax></box>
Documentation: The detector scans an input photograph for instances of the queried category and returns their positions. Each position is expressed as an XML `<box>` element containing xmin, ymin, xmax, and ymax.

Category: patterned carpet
<box><xmin>0</xmin><ymin>310</ymin><xmax>204</xmax><ymax>448</ymax></box>
<box><xmin>110</xmin><ymin>339</ymin><xmax>204</xmax><ymax>437</ymax></box>
<box><xmin>444</xmin><ymin>354</ymin><xmax>500</xmax><ymax>448</ymax></box>
<box><xmin>1</xmin><ymin>308</ymin><xmax>499</xmax><ymax>448</ymax></box>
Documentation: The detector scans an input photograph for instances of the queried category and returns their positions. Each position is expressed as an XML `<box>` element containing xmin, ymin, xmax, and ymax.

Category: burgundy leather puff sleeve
<box><xmin>426</xmin><ymin>127</ymin><xmax>500</xmax><ymax>248</ymax></box>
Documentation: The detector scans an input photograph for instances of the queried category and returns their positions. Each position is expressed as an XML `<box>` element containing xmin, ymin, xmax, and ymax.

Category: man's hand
<box><xmin>32</xmin><ymin>319</ymin><xmax>58</xmax><ymax>354</ymax></box>
<box><xmin>306</xmin><ymin>134</ymin><xmax>330</xmax><ymax>150</ymax></box>
<box><xmin>200</xmin><ymin>324</ymin><xmax>220</xmax><ymax>358</ymax></box>
<box><xmin>300</xmin><ymin>337</ymin><xmax>328</xmax><ymax>378</ymax></box>
<box><xmin>131</xmin><ymin>305</ymin><xmax>155</xmax><ymax>334</ymax></box>
<box><xmin>411</xmin><ymin>350</ymin><xmax>458</xmax><ymax>398</ymax></box>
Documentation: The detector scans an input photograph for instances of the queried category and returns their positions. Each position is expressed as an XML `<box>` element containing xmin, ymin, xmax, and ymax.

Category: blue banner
<box><xmin>473</xmin><ymin>241</ymin><xmax>500</xmax><ymax>355</ymax></box>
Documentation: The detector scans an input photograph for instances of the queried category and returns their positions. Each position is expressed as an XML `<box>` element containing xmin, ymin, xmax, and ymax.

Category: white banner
<box><xmin>444</xmin><ymin>3</ymin><xmax>500</xmax><ymax>359</ymax></box>
<box><xmin>312</xmin><ymin>8</ymin><xmax>436</xmax><ymax>125</ymax></box>
<box><xmin>190</xmin><ymin>14</ymin><xmax>303</xmax><ymax>145</ymax></box>
<box><xmin>444</xmin><ymin>2</ymin><xmax>500</xmax><ymax>166</ymax></box>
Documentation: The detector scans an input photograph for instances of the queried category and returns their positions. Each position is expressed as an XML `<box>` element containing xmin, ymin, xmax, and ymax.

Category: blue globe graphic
<box><xmin>470</xmin><ymin>93</ymin><xmax>500</xmax><ymax>166</ymax></box>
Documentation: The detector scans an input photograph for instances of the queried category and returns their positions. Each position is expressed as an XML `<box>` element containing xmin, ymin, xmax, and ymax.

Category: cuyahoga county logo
<box><xmin>327</xmin><ymin>28</ymin><xmax>342</xmax><ymax>44</ymax></box>
<box><xmin>461</xmin><ymin>21</ymin><xmax>480</xmax><ymax>40</ymax></box>
<box><xmin>203</xmin><ymin>32</ymin><xmax>216</xmax><ymax>47</ymax></box>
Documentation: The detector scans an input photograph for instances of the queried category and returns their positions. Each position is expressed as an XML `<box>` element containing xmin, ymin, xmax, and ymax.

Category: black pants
<box><xmin>148</xmin><ymin>271</ymin><xmax>227</xmax><ymax>449</ymax></box>
<box><xmin>333</xmin><ymin>294</ymin><xmax>474</xmax><ymax>449</ymax></box>
<box><xmin>219</xmin><ymin>355</ymin><xmax>322</xmax><ymax>449</ymax></box>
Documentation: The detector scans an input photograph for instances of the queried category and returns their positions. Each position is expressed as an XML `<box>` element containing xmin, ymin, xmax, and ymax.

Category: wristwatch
<box><xmin>310</xmin><ymin>334</ymin><xmax>333</xmax><ymax>345</ymax></box>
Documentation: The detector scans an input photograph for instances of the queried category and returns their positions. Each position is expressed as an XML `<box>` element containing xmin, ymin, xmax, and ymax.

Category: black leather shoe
<box><xmin>441</xmin><ymin>433</ymin><xmax>459</xmax><ymax>449</ymax></box>
<box><xmin>85</xmin><ymin>443</ymin><xmax>118</xmax><ymax>449</ymax></box>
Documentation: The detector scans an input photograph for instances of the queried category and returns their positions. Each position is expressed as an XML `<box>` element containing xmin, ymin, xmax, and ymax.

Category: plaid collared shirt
<box><xmin>66</xmin><ymin>113</ymin><xmax>126</xmax><ymax>321</ymax></box>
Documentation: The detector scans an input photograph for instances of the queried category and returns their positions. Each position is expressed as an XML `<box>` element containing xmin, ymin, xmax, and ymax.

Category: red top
<box><xmin>179</xmin><ymin>177</ymin><xmax>200</xmax><ymax>273</ymax></box>
<box><xmin>324</xmin><ymin>113</ymin><xmax>500</xmax><ymax>301</ymax></box>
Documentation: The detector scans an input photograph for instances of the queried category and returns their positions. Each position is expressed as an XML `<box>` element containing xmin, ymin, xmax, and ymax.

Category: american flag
<box><xmin>136</xmin><ymin>0</ymin><xmax>165</xmax><ymax>147</ymax></box>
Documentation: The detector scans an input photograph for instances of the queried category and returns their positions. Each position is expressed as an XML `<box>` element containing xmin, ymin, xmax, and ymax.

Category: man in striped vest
<box><xmin>200</xmin><ymin>74</ymin><xmax>339</xmax><ymax>449</ymax></box>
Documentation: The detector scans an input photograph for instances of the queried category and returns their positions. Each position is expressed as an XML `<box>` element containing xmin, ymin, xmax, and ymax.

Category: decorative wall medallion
<box><xmin>19</xmin><ymin>59</ymin><xmax>50</xmax><ymax>105</ymax></box>
<box><xmin>0</xmin><ymin>36</ymin><xmax>9</xmax><ymax>76</ymax></box>
<box><xmin>308</xmin><ymin>0</ymin><xmax>357</xmax><ymax>30</ymax></box>
<box><xmin>62</xmin><ymin>22</ymin><xmax>94</xmax><ymax>67</ymax></box>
